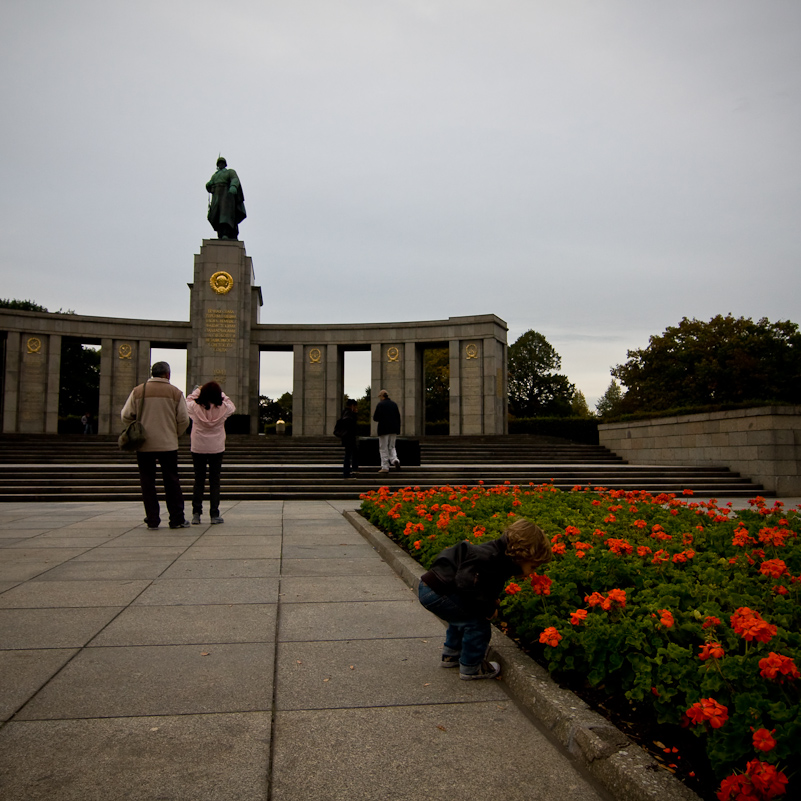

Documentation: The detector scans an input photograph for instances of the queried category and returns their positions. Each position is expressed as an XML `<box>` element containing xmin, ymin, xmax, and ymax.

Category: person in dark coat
<box><xmin>418</xmin><ymin>518</ymin><xmax>552</xmax><ymax>680</ymax></box>
<box><xmin>372</xmin><ymin>388</ymin><xmax>401</xmax><ymax>473</ymax></box>
<box><xmin>339</xmin><ymin>398</ymin><xmax>360</xmax><ymax>479</ymax></box>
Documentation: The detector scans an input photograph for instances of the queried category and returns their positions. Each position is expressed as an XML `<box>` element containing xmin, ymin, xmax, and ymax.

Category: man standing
<box><xmin>206</xmin><ymin>156</ymin><xmax>246</xmax><ymax>240</ymax></box>
<box><xmin>373</xmin><ymin>389</ymin><xmax>401</xmax><ymax>473</ymax></box>
<box><xmin>121</xmin><ymin>362</ymin><xmax>190</xmax><ymax>530</ymax></box>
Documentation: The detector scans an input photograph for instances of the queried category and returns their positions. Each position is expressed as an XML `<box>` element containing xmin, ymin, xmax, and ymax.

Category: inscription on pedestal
<box><xmin>205</xmin><ymin>309</ymin><xmax>237</xmax><ymax>352</ymax></box>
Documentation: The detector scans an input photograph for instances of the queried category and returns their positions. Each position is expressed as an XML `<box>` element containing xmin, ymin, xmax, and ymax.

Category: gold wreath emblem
<box><xmin>387</xmin><ymin>347</ymin><xmax>400</xmax><ymax>362</ymax></box>
<box><xmin>309</xmin><ymin>348</ymin><xmax>322</xmax><ymax>364</ymax></box>
<box><xmin>210</xmin><ymin>271</ymin><xmax>234</xmax><ymax>294</ymax></box>
<box><xmin>27</xmin><ymin>337</ymin><xmax>42</xmax><ymax>354</ymax></box>
<box><xmin>465</xmin><ymin>343</ymin><xmax>479</xmax><ymax>359</ymax></box>
<box><xmin>118</xmin><ymin>343</ymin><xmax>133</xmax><ymax>359</ymax></box>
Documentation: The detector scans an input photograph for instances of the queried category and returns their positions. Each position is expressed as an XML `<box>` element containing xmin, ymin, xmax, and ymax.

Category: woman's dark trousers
<box><xmin>191</xmin><ymin>452</ymin><xmax>224</xmax><ymax>517</ymax></box>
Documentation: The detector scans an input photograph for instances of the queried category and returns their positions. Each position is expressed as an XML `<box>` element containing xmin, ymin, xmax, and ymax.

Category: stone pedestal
<box><xmin>189</xmin><ymin>240</ymin><xmax>262</xmax><ymax>431</ymax></box>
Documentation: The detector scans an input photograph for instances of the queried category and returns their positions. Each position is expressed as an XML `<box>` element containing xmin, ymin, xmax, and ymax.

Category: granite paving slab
<box><xmin>280</xmin><ymin>527</ymin><xmax>366</xmax><ymax>545</ymax></box>
<box><xmin>275</xmin><ymin>638</ymin><xmax>506</xmax><ymax>710</ymax></box>
<box><xmin>108</xmin><ymin>532</ymin><xmax>203</xmax><ymax>546</ymax></box>
<box><xmin>14</xmin><ymin>642</ymin><xmax>275</xmax><ymax>719</ymax></box>
<box><xmin>278</xmin><ymin>575</ymin><xmax>413</xmax><ymax>603</ymax></box>
<box><xmin>159</xmin><ymin>558</ymin><xmax>280</xmax><ymax>579</ymax></box>
<box><xmin>279</xmin><ymin>557</ymin><xmax>389</xmax><ymax>577</ymax></box>
<box><xmin>0</xmin><ymin>547</ymin><xmax>90</xmax><ymax>561</ymax></box>
<box><xmin>89</xmin><ymin>603</ymin><xmax>277</xmax><ymax>646</ymax></box>
<box><xmin>133</xmin><ymin>577</ymin><xmax>279</xmax><ymax>605</ymax></box>
<box><xmin>281</xmin><ymin>543</ymin><xmax>376</xmax><ymax>560</ymax></box>
<box><xmin>0</xmin><ymin>649</ymin><xmax>78</xmax><ymax>722</ymax></box>
<box><xmin>0</xmin><ymin>713</ymin><xmax>272</xmax><ymax>801</ymax></box>
<box><xmin>0</xmin><ymin>562</ymin><xmax>63</xmax><ymax>582</ymax></box>
<box><xmin>180</xmin><ymin>544</ymin><xmax>282</xmax><ymax>560</ymax></box>
<box><xmin>10</xmin><ymin>537</ymin><xmax>125</xmax><ymax>549</ymax></box>
<box><xmin>278</xmin><ymin>600</ymin><xmax>443</xmax><ymax>641</ymax></box>
<box><xmin>189</xmin><ymin>534</ymin><xmax>279</xmax><ymax>547</ymax></box>
<box><xmin>0</xmin><ymin>607</ymin><xmax>123</xmax><ymax>648</ymax></box>
<box><xmin>34</xmin><ymin>559</ymin><xmax>175</xmax><ymax>580</ymax></box>
<box><xmin>71</xmin><ymin>545</ymin><xmax>187</xmax><ymax>561</ymax></box>
<box><xmin>0</xmin><ymin>579</ymin><xmax>151</xmax><ymax>609</ymax></box>
<box><xmin>270</xmin><ymin>703</ymin><xmax>606</xmax><ymax>801</ymax></box>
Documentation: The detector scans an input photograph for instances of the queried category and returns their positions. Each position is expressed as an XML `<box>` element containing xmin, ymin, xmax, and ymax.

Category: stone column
<box><xmin>448</xmin><ymin>339</ymin><xmax>462</xmax><ymax>435</ymax></box>
<box><xmin>292</xmin><ymin>343</ymin><xmax>341</xmax><ymax>436</ymax></box>
<box><xmin>16</xmin><ymin>333</ymin><xmax>50</xmax><ymax>433</ymax></box>
<box><xmin>403</xmin><ymin>342</ymin><xmax>421</xmax><ymax>436</ymax></box>
<box><xmin>110</xmin><ymin>339</ymin><xmax>143</xmax><ymax>431</ymax></box>
<box><xmin>44</xmin><ymin>335</ymin><xmax>61</xmax><ymax>434</ymax></box>
<box><xmin>483</xmin><ymin>337</ymin><xmax>507</xmax><ymax>434</ymax></box>
<box><xmin>98</xmin><ymin>338</ymin><xmax>113</xmax><ymax>435</ymax></box>
<box><xmin>2</xmin><ymin>331</ymin><xmax>21</xmax><ymax>433</ymax></box>
<box><xmin>189</xmin><ymin>240</ymin><xmax>262</xmax><ymax>430</ymax></box>
<box><xmin>371</xmin><ymin>342</ymin><xmax>410</xmax><ymax>435</ymax></box>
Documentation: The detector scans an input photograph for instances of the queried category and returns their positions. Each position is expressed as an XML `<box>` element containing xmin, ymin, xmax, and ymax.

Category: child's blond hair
<box><xmin>504</xmin><ymin>519</ymin><xmax>552</xmax><ymax>565</ymax></box>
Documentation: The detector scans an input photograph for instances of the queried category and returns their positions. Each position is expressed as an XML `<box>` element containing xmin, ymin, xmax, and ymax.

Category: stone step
<box><xmin>0</xmin><ymin>434</ymin><xmax>768</xmax><ymax>501</ymax></box>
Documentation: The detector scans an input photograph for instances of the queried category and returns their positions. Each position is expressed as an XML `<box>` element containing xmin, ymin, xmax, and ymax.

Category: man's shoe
<box><xmin>169</xmin><ymin>520</ymin><xmax>192</xmax><ymax>529</ymax></box>
<box><xmin>441</xmin><ymin>654</ymin><xmax>460</xmax><ymax>669</ymax></box>
<box><xmin>460</xmin><ymin>660</ymin><xmax>501</xmax><ymax>681</ymax></box>
<box><xmin>392</xmin><ymin>459</ymin><xmax>401</xmax><ymax>470</ymax></box>
<box><xmin>210</xmin><ymin>516</ymin><xmax>224</xmax><ymax>524</ymax></box>
<box><xmin>191</xmin><ymin>514</ymin><xmax>201</xmax><ymax>525</ymax></box>
<box><xmin>378</xmin><ymin>468</ymin><xmax>389</xmax><ymax>473</ymax></box>
<box><xmin>144</xmin><ymin>518</ymin><xmax>159</xmax><ymax>530</ymax></box>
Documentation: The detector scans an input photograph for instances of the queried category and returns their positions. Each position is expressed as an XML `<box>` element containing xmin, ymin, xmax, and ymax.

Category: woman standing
<box><xmin>186</xmin><ymin>381</ymin><xmax>236</xmax><ymax>524</ymax></box>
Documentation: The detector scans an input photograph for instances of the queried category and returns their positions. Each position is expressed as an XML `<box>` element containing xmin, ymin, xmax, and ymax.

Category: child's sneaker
<box><xmin>440</xmin><ymin>654</ymin><xmax>459</xmax><ymax>668</ymax></box>
<box><xmin>459</xmin><ymin>659</ymin><xmax>501</xmax><ymax>681</ymax></box>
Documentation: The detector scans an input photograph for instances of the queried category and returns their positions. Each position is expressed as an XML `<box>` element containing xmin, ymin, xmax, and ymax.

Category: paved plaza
<box><xmin>0</xmin><ymin>499</ymin><xmax>614</xmax><ymax>801</ymax></box>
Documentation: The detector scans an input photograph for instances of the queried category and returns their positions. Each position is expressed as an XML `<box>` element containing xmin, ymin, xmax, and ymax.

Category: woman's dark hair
<box><xmin>196</xmin><ymin>381</ymin><xmax>223</xmax><ymax>409</ymax></box>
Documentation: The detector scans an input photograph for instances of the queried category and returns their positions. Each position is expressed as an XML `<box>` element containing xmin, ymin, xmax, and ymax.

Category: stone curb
<box><xmin>344</xmin><ymin>510</ymin><xmax>701</xmax><ymax>801</ymax></box>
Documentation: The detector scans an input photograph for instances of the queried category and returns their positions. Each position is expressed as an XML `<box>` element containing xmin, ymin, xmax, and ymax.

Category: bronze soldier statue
<box><xmin>206</xmin><ymin>157</ymin><xmax>246</xmax><ymax>240</ymax></box>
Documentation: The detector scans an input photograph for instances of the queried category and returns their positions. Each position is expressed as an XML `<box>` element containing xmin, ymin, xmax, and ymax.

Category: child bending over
<box><xmin>418</xmin><ymin>518</ymin><xmax>552</xmax><ymax>680</ymax></box>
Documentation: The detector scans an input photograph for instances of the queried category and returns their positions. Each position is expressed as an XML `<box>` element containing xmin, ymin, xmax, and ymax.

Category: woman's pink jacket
<box><xmin>186</xmin><ymin>389</ymin><xmax>236</xmax><ymax>454</ymax></box>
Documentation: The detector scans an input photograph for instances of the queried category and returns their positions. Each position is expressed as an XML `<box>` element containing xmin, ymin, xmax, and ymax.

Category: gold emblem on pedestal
<box><xmin>387</xmin><ymin>347</ymin><xmax>400</xmax><ymax>362</ymax></box>
<box><xmin>465</xmin><ymin>343</ymin><xmax>479</xmax><ymax>359</ymax></box>
<box><xmin>210</xmin><ymin>271</ymin><xmax>234</xmax><ymax>294</ymax></box>
<box><xmin>118</xmin><ymin>343</ymin><xmax>133</xmax><ymax>359</ymax></box>
<box><xmin>27</xmin><ymin>337</ymin><xmax>42</xmax><ymax>354</ymax></box>
<box><xmin>309</xmin><ymin>348</ymin><xmax>322</xmax><ymax>364</ymax></box>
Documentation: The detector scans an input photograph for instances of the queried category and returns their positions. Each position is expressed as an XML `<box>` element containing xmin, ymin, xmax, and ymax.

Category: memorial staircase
<box><xmin>0</xmin><ymin>434</ymin><xmax>767</xmax><ymax>502</ymax></box>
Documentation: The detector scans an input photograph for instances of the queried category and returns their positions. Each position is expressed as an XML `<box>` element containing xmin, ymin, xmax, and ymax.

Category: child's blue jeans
<box><xmin>418</xmin><ymin>581</ymin><xmax>491</xmax><ymax>673</ymax></box>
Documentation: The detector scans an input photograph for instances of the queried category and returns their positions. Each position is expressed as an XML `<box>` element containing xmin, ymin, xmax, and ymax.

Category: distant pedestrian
<box><xmin>81</xmin><ymin>412</ymin><xmax>93</xmax><ymax>435</ymax></box>
<box><xmin>418</xmin><ymin>518</ymin><xmax>552</xmax><ymax>680</ymax></box>
<box><xmin>337</xmin><ymin>398</ymin><xmax>360</xmax><ymax>479</ymax></box>
<box><xmin>121</xmin><ymin>362</ymin><xmax>190</xmax><ymax>530</ymax></box>
<box><xmin>373</xmin><ymin>389</ymin><xmax>401</xmax><ymax>473</ymax></box>
<box><xmin>186</xmin><ymin>381</ymin><xmax>236</xmax><ymax>524</ymax></box>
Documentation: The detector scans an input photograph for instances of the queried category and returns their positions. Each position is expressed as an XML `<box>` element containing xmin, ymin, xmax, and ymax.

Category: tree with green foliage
<box><xmin>595</xmin><ymin>379</ymin><xmax>625</xmax><ymax>419</ymax></box>
<box><xmin>424</xmin><ymin>348</ymin><xmax>449</xmax><ymax>427</ymax></box>
<box><xmin>508</xmin><ymin>330</ymin><xmax>575</xmax><ymax>417</ymax></box>
<box><xmin>570</xmin><ymin>390</ymin><xmax>594</xmax><ymax>418</ymax></box>
<box><xmin>0</xmin><ymin>298</ymin><xmax>49</xmax><ymax>312</ymax></box>
<box><xmin>611</xmin><ymin>315</ymin><xmax>801</xmax><ymax>415</ymax></box>
<box><xmin>259</xmin><ymin>392</ymin><xmax>293</xmax><ymax>427</ymax></box>
<box><xmin>58</xmin><ymin>339</ymin><xmax>100</xmax><ymax>418</ymax></box>
<box><xmin>0</xmin><ymin>298</ymin><xmax>75</xmax><ymax>314</ymax></box>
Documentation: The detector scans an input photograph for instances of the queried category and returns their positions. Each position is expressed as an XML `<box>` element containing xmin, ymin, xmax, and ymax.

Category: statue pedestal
<box><xmin>189</xmin><ymin>240</ymin><xmax>262</xmax><ymax>432</ymax></box>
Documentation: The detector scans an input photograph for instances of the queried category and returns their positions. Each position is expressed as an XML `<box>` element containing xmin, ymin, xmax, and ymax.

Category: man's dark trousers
<box><xmin>136</xmin><ymin>451</ymin><xmax>185</xmax><ymax>527</ymax></box>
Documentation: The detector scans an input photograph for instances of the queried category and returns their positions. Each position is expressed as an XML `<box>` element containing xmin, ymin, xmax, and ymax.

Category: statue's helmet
<box><xmin>216</xmin><ymin>157</ymin><xmax>227</xmax><ymax>167</ymax></box>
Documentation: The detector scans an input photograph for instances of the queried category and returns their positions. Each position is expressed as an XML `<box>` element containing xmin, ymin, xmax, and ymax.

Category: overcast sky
<box><xmin>2</xmin><ymin>1</ymin><xmax>799</xmax><ymax>404</ymax></box>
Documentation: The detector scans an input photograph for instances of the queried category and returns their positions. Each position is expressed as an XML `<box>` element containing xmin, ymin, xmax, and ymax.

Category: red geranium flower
<box><xmin>752</xmin><ymin>728</ymin><xmax>777</xmax><ymax>753</ymax></box>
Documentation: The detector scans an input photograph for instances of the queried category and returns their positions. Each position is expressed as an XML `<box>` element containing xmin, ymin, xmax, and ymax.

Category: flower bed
<box><xmin>359</xmin><ymin>482</ymin><xmax>800</xmax><ymax>801</ymax></box>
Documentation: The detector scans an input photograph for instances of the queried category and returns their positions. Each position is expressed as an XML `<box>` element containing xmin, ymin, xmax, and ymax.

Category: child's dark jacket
<box><xmin>420</xmin><ymin>535</ymin><xmax>520</xmax><ymax>618</ymax></box>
